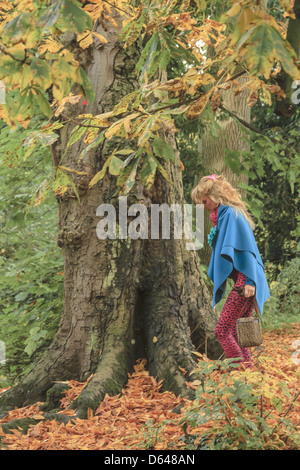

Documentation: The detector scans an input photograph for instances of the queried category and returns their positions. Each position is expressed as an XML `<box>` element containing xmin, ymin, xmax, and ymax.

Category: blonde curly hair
<box><xmin>191</xmin><ymin>174</ymin><xmax>255</xmax><ymax>230</ymax></box>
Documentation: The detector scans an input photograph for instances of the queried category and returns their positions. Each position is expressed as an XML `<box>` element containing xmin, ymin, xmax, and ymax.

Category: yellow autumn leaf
<box><xmin>59</xmin><ymin>166</ymin><xmax>88</xmax><ymax>176</ymax></box>
<box><xmin>187</xmin><ymin>92</ymin><xmax>211</xmax><ymax>120</ymax></box>
<box><xmin>53</xmin><ymin>93</ymin><xmax>82</xmax><ymax>117</ymax></box>
<box><xmin>222</xmin><ymin>2</ymin><xmax>241</xmax><ymax>19</ymax></box>
<box><xmin>83</xmin><ymin>1</ymin><xmax>104</xmax><ymax>22</ymax></box>
<box><xmin>32</xmin><ymin>414</ymin><xmax>45</xmax><ymax>420</ymax></box>
<box><xmin>153</xmin><ymin>336</ymin><xmax>158</xmax><ymax>343</ymax></box>
<box><xmin>38</xmin><ymin>37</ymin><xmax>63</xmax><ymax>54</ymax></box>
<box><xmin>123</xmin><ymin>113</ymin><xmax>140</xmax><ymax>134</ymax></box>
<box><xmin>105</xmin><ymin>15</ymin><xmax>118</xmax><ymax>28</ymax></box>
<box><xmin>87</xmin><ymin>408</ymin><xmax>94</xmax><ymax>420</ymax></box>
<box><xmin>105</xmin><ymin>120</ymin><xmax>125</xmax><ymax>140</ymax></box>
<box><xmin>77</xmin><ymin>31</ymin><xmax>94</xmax><ymax>49</ymax></box>
<box><xmin>88</xmin><ymin>154</ymin><xmax>114</xmax><ymax>188</ymax></box>
<box><xmin>237</xmin><ymin>8</ymin><xmax>257</xmax><ymax>34</ymax></box>
<box><xmin>16</xmin><ymin>114</ymin><xmax>31</xmax><ymax>129</ymax></box>
<box><xmin>202</xmin><ymin>73</ymin><xmax>216</xmax><ymax>85</ymax></box>
<box><xmin>77</xmin><ymin>30</ymin><xmax>108</xmax><ymax>49</ymax></box>
<box><xmin>247</xmin><ymin>89</ymin><xmax>258</xmax><ymax>107</ymax></box>
<box><xmin>94</xmin><ymin>110</ymin><xmax>115</xmax><ymax>120</ymax></box>
<box><xmin>92</xmin><ymin>32</ymin><xmax>108</xmax><ymax>44</ymax></box>
<box><xmin>84</xmin><ymin>127</ymin><xmax>99</xmax><ymax>144</ymax></box>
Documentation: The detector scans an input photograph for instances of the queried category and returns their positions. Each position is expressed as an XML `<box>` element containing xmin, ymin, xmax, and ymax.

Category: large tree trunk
<box><xmin>0</xmin><ymin>12</ymin><xmax>221</xmax><ymax>419</ymax></box>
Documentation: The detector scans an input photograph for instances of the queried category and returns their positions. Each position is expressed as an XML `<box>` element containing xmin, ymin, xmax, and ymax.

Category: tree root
<box><xmin>0</xmin><ymin>244</ymin><xmax>220</xmax><ymax>421</ymax></box>
<box><xmin>0</xmin><ymin>412</ymin><xmax>74</xmax><ymax>436</ymax></box>
<box><xmin>71</xmin><ymin>340</ymin><xmax>131</xmax><ymax>419</ymax></box>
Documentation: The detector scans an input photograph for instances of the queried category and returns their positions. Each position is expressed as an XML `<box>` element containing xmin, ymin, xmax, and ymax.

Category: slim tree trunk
<box><xmin>0</xmin><ymin>12</ymin><xmax>221</xmax><ymax>419</ymax></box>
<box><xmin>197</xmin><ymin>75</ymin><xmax>251</xmax><ymax>265</ymax></box>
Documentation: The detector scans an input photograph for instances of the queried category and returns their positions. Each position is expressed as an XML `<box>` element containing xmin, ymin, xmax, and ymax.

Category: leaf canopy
<box><xmin>0</xmin><ymin>0</ymin><xmax>299</xmax><ymax>197</ymax></box>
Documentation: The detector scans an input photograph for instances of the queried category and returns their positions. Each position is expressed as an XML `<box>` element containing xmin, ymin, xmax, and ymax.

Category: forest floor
<box><xmin>0</xmin><ymin>323</ymin><xmax>299</xmax><ymax>451</ymax></box>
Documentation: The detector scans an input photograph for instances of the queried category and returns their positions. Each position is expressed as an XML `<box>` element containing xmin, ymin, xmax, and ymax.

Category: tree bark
<box><xmin>0</xmin><ymin>12</ymin><xmax>221</xmax><ymax>419</ymax></box>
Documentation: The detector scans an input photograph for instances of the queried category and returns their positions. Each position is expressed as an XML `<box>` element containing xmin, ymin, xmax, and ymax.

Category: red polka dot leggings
<box><xmin>214</xmin><ymin>270</ymin><xmax>254</xmax><ymax>368</ymax></box>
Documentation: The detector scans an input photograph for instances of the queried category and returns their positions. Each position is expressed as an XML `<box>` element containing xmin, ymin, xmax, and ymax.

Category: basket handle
<box><xmin>234</xmin><ymin>286</ymin><xmax>261</xmax><ymax>317</ymax></box>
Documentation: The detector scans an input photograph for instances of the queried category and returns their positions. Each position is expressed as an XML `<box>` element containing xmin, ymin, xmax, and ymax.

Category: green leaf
<box><xmin>23</xmin><ymin>130</ymin><xmax>59</xmax><ymax>148</ymax></box>
<box><xmin>195</xmin><ymin>0</ymin><xmax>207</xmax><ymax>12</ymax></box>
<box><xmin>136</xmin><ymin>32</ymin><xmax>159</xmax><ymax>73</ymax></box>
<box><xmin>140</xmin><ymin>154</ymin><xmax>157</xmax><ymax>189</ymax></box>
<box><xmin>239</xmin><ymin>23</ymin><xmax>300</xmax><ymax>80</ymax></box>
<box><xmin>244</xmin><ymin>24</ymin><xmax>274</xmax><ymax>78</ymax></box>
<box><xmin>117</xmin><ymin>154</ymin><xmax>142</xmax><ymax>194</ymax></box>
<box><xmin>65</xmin><ymin>0</ymin><xmax>93</xmax><ymax>32</ymax></box>
<box><xmin>161</xmin><ymin>30</ymin><xmax>200</xmax><ymax>66</ymax></box>
<box><xmin>115</xmin><ymin>149</ymin><xmax>135</xmax><ymax>156</ymax></box>
<box><xmin>30</xmin><ymin>58</ymin><xmax>51</xmax><ymax>89</ymax></box>
<box><xmin>151</xmin><ymin>155</ymin><xmax>172</xmax><ymax>183</ymax></box>
<box><xmin>36</xmin><ymin>91</ymin><xmax>53</xmax><ymax>118</ymax></box>
<box><xmin>152</xmin><ymin>136</ymin><xmax>175</xmax><ymax>162</ymax></box>
<box><xmin>140</xmin><ymin>34</ymin><xmax>161</xmax><ymax>80</ymax></box>
<box><xmin>159</xmin><ymin>47</ymin><xmax>171</xmax><ymax>71</ymax></box>
<box><xmin>120</xmin><ymin>151</ymin><xmax>136</xmax><ymax>169</ymax></box>
<box><xmin>59</xmin><ymin>0</ymin><xmax>93</xmax><ymax>33</ymax></box>
<box><xmin>15</xmin><ymin>88</ymin><xmax>35</xmax><ymax>118</ymax></box>
<box><xmin>88</xmin><ymin>154</ymin><xmax>114</xmax><ymax>187</ymax></box>
<box><xmin>15</xmin><ymin>292</ymin><xmax>28</xmax><ymax>302</ymax></box>
<box><xmin>224</xmin><ymin>149</ymin><xmax>244</xmax><ymax>174</ymax></box>
<box><xmin>67</xmin><ymin>124</ymin><xmax>87</xmax><ymax>148</ymax></box>
<box><xmin>0</xmin><ymin>54</ymin><xmax>23</xmax><ymax>79</ymax></box>
<box><xmin>270</xmin><ymin>27</ymin><xmax>299</xmax><ymax>80</ymax></box>
<box><xmin>2</xmin><ymin>12</ymin><xmax>32</xmax><ymax>42</ymax></box>
<box><xmin>24</xmin><ymin>328</ymin><xmax>47</xmax><ymax>356</ymax></box>
<box><xmin>109</xmin><ymin>155</ymin><xmax>123</xmax><ymax>176</ymax></box>
<box><xmin>79</xmin><ymin>132</ymin><xmax>105</xmax><ymax>161</ymax></box>
<box><xmin>53</xmin><ymin>168</ymin><xmax>80</xmax><ymax>200</ymax></box>
<box><xmin>38</xmin><ymin>0</ymin><xmax>63</xmax><ymax>28</ymax></box>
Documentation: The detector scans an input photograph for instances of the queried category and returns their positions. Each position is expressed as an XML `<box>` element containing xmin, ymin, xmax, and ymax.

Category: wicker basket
<box><xmin>236</xmin><ymin>316</ymin><xmax>262</xmax><ymax>348</ymax></box>
<box><xmin>235</xmin><ymin>288</ymin><xmax>263</xmax><ymax>348</ymax></box>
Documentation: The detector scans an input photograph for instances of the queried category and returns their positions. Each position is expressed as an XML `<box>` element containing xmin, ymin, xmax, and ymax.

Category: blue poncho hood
<box><xmin>207</xmin><ymin>205</ymin><xmax>270</xmax><ymax>314</ymax></box>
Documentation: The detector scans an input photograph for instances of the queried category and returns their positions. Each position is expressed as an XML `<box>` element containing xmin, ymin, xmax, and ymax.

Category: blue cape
<box><xmin>207</xmin><ymin>205</ymin><xmax>270</xmax><ymax>314</ymax></box>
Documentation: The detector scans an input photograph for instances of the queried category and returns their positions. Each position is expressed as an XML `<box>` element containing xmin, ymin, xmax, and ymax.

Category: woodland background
<box><xmin>0</xmin><ymin>0</ymin><xmax>299</xmax><ymax>450</ymax></box>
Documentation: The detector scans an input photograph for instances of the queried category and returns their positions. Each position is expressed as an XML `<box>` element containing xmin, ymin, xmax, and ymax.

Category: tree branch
<box><xmin>102</xmin><ymin>0</ymin><xmax>135</xmax><ymax>17</ymax></box>
<box><xmin>0</xmin><ymin>44</ymin><xmax>28</xmax><ymax>64</ymax></box>
<box><xmin>219</xmin><ymin>104</ymin><xmax>276</xmax><ymax>142</ymax></box>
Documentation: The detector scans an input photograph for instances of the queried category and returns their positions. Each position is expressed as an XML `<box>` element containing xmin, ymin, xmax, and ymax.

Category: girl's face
<box><xmin>202</xmin><ymin>196</ymin><xmax>218</xmax><ymax>212</ymax></box>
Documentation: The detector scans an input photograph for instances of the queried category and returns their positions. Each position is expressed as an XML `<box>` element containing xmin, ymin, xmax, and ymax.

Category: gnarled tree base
<box><xmin>0</xmin><ymin>237</ymin><xmax>221</xmax><ymax>420</ymax></box>
<box><xmin>0</xmin><ymin>12</ymin><xmax>223</xmax><ymax>421</ymax></box>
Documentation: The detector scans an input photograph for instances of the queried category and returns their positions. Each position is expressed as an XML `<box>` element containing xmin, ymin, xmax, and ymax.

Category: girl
<box><xmin>191</xmin><ymin>174</ymin><xmax>269</xmax><ymax>367</ymax></box>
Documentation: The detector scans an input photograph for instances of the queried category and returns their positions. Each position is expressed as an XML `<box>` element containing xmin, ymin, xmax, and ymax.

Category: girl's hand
<box><xmin>244</xmin><ymin>285</ymin><xmax>255</xmax><ymax>298</ymax></box>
